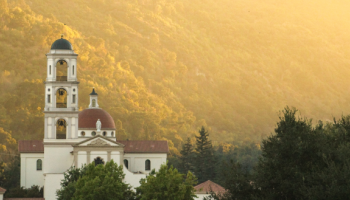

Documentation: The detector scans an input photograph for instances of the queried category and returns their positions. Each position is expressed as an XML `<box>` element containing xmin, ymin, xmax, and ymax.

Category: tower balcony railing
<box><xmin>56</xmin><ymin>76</ymin><xmax>67</xmax><ymax>81</ymax></box>
<box><xmin>56</xmin><ymin>103</ymin><xmax>67</xmax><ymax>108</ymax></box>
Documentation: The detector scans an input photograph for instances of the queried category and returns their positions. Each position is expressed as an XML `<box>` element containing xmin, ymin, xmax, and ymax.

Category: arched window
<box><xmin>72</xmin><ymin>65</ymin><xmax>75</xmax><ymax>75</ymax></box>
<box><xmin>124</xmin><ymin>159</ymin><xmax>128</xmax><ymax>169</ymax></box>
<box><xmin>81</xmin><ymin>131</ymin><xmax>85</xmax><ymax>136</ymax></box>
<box><xmin>91</xmin><ymin>131</ymin><xmax>96</xmax><ymax>136</ymax></box>
<box><xmin>49</xmin><ymin>65</ymin><xmax>51</xmax><ymax>75</ymax></box>
<box><xmin>145</xmin><ymin>159</ymin><xmax>151</xmax><ymax>171</ymax></box>
<box><xmin>56</xmin><ymin>88</ymin><xmax>67</xmax><ymax>108</ymax></box>
<box><xmin>94</xmin><ymin>157</ymin><xmax>104</xmax><ymax>166</ymax></box>
<box><xmin>56</xmin><ymin>60</ymin><xmax>68</xmax><ymax>81</ymax></box>
<box><xmin>111</xmin><ymin>131</ymin><xmax>114</xmax><ymax>137</ymax></box>
<box><xmin>92</xmin><ymin>99</ymin><xmax>96</xmax><ymax>107</ymax></box>
<box><xmin>37</xmin><ymin>159</ymin><xmax>42</xmax><ymax>171</ymax></box>
<box><xmin>56</xmin><ymin>119</ymin><xmax>66</xmax><ymax>139</ymax></box>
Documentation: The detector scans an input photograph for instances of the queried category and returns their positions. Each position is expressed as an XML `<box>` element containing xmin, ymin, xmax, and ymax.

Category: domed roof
<box><xmin>51</xmin><ymin>38</ymin><xmax>73</xmax><ymax>50</ymax></box>
<box><xmin>79</xmin><ymin>109</ymin><xmax>115</xmax><ymax>129</ymax></box>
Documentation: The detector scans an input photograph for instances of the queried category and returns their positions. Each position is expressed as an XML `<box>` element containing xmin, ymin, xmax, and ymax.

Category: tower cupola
<box><xmin>89</xmin><ymin>88</ymin><xmax>99</xmax><ymax>108</ymax></box>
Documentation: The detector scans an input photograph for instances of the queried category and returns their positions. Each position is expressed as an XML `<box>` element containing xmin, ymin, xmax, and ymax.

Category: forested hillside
<box><xmin>1</xmin><ymin>0</ymin><xmax>350</xmax><ymax>154</ymax></box>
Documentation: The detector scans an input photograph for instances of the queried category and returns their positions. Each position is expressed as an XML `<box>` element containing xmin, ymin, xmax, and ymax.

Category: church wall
<box><xmin>76</xmin><ymin>150</ymin><xmax>121</xmax><ymax>167</ymax></box>
<box><xmin>123</xmin><ymin>153</ymin><xmax>167</xmax><ymax>173</ymax></box>
<box><xmin>194</xmin><ymin>194</ymin><xmax>210</xmax><ymax>200</ymax></box>
<box><xmin>20</xmin><ymin>153</ymin><xmax>44</xmax><ymax>188</ymax></box>
<box><xmin>44</xmin><ymin>173</ymin><xmax>64</xmax><ymax>200</ymax></box>
<box><xmin>77</xmin><ymin>151</ymin><xmax>87</xmax><ymax>168</ymax></box>
<box><xmin>77</xmin><ymin>130</ymin><xmax>115</xmax><ymax>138</ymax></box>
<box><xmin>123</xmin><ymin>167</ymin><xmax>146</xmax><ymax>188</ymax></box>
<box><xmin>90</xmin><ymin>151</ymin><xmax>108</xmax><ymax>164</ymax></box>
<box><xmin>44</xmin><ymin>145</ymin><xmax>73</xmax><ymax>173</ymax></box>
<box><xmin>111</xmin><ymin>151</ymin><xmax>121</xmax><ymax>165</ymax></box>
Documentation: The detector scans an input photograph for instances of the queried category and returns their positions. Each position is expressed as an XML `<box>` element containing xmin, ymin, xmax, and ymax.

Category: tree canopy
<box><xmin>136</xmin><ymin>164</ymin><xmax>197</xmax><ymax>200</ymax></box>
<box><xmin>207</xmin><ymin>107</ymin><xmax>350</xmax><ymax>200</ymax></box>
<box><xmin>57</xmin><ymin>160</ymin><xmax>134</xmax><ymax>200</ymax></box>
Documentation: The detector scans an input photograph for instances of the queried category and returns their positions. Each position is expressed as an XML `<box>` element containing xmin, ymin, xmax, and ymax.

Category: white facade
<box><xmin>0</xmin><ymin>188</ymin><xmax>5</xmax><ymax>200</ymax></box>
<box><xmin>20</xmin><ymin>153</ymin><xmax>44</xmax><ymax>188</ymax></box>
<box><xmin>124</xmin><ymin>153</ymin><xmax>167</xmax><ymax>173</ymax></box>
<box><xmin>19</xmin><ymin>38</ymin><xmax>168</xmax><ymax>200</ymax></box>
<box><xmin>194</xmin><ymin>194</ymin><xmax>210</xmax><ymax>200</ymax></box>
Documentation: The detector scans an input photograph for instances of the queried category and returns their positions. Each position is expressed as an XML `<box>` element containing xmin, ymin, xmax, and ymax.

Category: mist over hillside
<box><xmin>1</xmin><ymin>0</ymin><xmax>350</xmax><ymax>153</ymax></box>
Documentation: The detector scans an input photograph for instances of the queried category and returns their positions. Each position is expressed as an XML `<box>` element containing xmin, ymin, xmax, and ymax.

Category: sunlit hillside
<box><xmin>1</xmin><ymin>0</ymin><xmax>350</xmax><ymax>153</ymax></box>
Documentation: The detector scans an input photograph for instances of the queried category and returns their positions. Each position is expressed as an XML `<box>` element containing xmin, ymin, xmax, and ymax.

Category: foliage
<box><xmin>2</xmin><ymin>0</ymin><xmax>350</xmax><ymax>158</ymax></box>
<box><xmin>207</xmin><ymin>107</ymin><xmax>350</xmax><ymax>199</ymax></box>
<box><xmin>171</xmin><ymin>128</ymin><xmax>261</xmax><ymax>186</ymax></box>
<box><xmin>179</xmin><ymin>137</ymin><xmax>195</xmax><ymax>174</ymax></box>
<box><xmin>136</xmin><ymin>163</ymin><xmax>197</xmax><ymax>200</ymax></box>
<box><xmin>0</xmin><ymin>156</ymin><xmax>20</xmax><ymax>194</ymax></box>
<box><xmin>57</xmin><ymin>166</ymin><xmax>86</xmax><ymax>200</ymax></box>
<box><xmin>0</xmin><ymin>127</ymin><xmax>17</xmax><ymax>164</ymax></box>
<box><xmin>4</xmin><ymin>185</ymin><xmax>43</xmax><ymax>198</ymax></box>
<box><xmin>194</xmin><ymin>127</ymin><xmax>215</xmax><ymax>183</ymax></box>
<box><xmin>206</xmin><ymin>161</ymin><xmax>256</xmax><ymax>200</ymax></box>
<box><xmin>57</xmin><ymin>160</ymin><xmax>134</xmax><ymax>200</ymax></box>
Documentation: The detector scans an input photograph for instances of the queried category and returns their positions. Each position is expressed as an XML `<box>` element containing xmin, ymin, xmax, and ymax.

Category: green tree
<box><xmin>136</xmin><ymin>164</ymin><xmax>197</xmax><ymax>200</ymax></box>
<box><xmin>4</xmin><ymin>185</ymin><xmax>43</xmax><ymax>198</ymax></box>
<box><xmin>195</xmin><ymin>127</ymin><xmax>215</xmax><ymax>183</ymax></box>
<box><xmin>0</xmin><ymin>157</ymin><xmax>20</xmax><ymax>190</ymax></box>
<box><xmin>57</xmin><ymin>161</ymin><xmax>135</xmax><ymax>200</ymax></box>
<box><xmin>253</xmin><ymin>107</ymin><xmax>318</xmax><ymax>199</ymax></box>
<box><xmin>57</xmin><ymin>166</ymin><xmax>86</xmax><ymax>200</ymax></box>
<box><xmin>179</xmin><ymin>138</ymin><xmax>195</xmax><ymax>174</ymax></box>
<box><xmin>205</xmin><ymin>161</ymin><xmax>255</xmax><ymax>200</ymax></box>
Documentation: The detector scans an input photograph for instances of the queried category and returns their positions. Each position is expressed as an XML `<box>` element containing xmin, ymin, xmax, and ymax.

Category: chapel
<box><xmin>18</xmin><ymin>37</ymin><xmax>168</xmax><ymax>200</ymax></box>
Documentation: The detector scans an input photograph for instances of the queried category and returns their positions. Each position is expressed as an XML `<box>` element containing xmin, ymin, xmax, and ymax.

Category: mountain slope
<box><xmin>1</xmin><ymin>0</ymin><xmax>350</xmax><ymax>153</ymax></box>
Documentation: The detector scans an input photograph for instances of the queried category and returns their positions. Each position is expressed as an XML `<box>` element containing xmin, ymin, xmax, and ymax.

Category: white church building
<box><xmin>18</xmin><ymin>37</ymin><xmax>168</xmax><ymax>200</ymax></box>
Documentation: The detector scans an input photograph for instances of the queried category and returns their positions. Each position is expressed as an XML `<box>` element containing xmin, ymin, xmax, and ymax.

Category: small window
<box><xmin>48</xmin><ymin>95</ymin><xmax>51</xmax><ymax>103</ymax></box>
<box><xmin>145</xmin><ymin>159</ymin><xmax>151</xmax><ymax>171</ymax></box>
<box><xmin>73</xmin><ymin>88</ymin><xmax>75</xmax><ymax>92</ymax></box>
<box><xmin>92</xmin><ymin>99</ymin><xmax>96</xmax><ymax>107</ymax></box>
<box><xmin>124</xmin><ymin>159</ymin><xmax>128</xmax><ymax>169</ymax></box>
<box><xmin>103</xmin><ymin>131</ymin><xmax>107</xmax><ymax>136</ymax></box>
<box><xmin>111</xmin><ymin>131</ymin><xmax>114</xmax><ymax>137</ymax></box>
<box><xmin>94</xmin><ymin>157</ymin><xmax>104</xmax><ymax>166</ymax></box>
<box><xmin>81</xmin><ymin>131</ymin><xmax>85</xmax><ymax>136</ymax></box>
<box><xmin>72</xmin><ymin>95</ymin><xmax>76</xmax><ymax>104</ymax></box>
<box><xmin>37</xmin><ymin>159</ymin><xmax>42</xmax><ymax>171</ymax></box>
<box><xmin>91</xmin><ymin>131</ymin><xmax>96</xmax><ymax>136</ymax></box>
<box><xmin>48</xmin><ymin>88</ymin><xmax>50</xmax><ymax>92</ymax></box>
<box><xmin>72</xmin><ymin>65</ymin><xmax>75</xmax><ymax>75</ymax></box>
<box><xmin>49</xmin><ymin>65</ymin><xmax>51</xmax><ymax>75</ymax></box>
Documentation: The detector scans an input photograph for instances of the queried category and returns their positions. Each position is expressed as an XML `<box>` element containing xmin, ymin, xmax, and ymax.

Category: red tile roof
<box><xmin>118</xmin><ymin>140</ymin><xmax>169</xmax><ymax>153</ymax></box>
<box><xmin>0</xmin><ymin>186</ymin><xmax>6</xmax><ymax>193</ymax></box>
<box><xmin>194</xmin><ymin>180</ymin><xmax>226</xmax><ymax>194</ymax></box>
<box><xmin>18</xmin><ymin>140</ymin><xmax>44</xmax><ymax>153</ymax></box>
<box><xmin>79</xmin><ymin>108</ymin><xmax>115</xmax><ymax>129</ymax></box>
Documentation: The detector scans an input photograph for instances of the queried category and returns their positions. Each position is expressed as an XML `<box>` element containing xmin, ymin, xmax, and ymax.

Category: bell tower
<box><xmin>44</xmin><ymin>36</ymin><xmax>79</xmax><ymax>140</ymax></box>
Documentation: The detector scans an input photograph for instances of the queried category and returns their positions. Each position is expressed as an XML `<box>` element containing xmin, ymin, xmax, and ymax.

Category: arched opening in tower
<box><xmin>56</xmin><ymin>88</ymin><xmax>67</xmax><ymax>108</ymax></box>
<box><xmin>56</xmin><ymin>119</ymin><xmax>67</xmax><ymax>139</ymax></box>
<box><xmin>56</xmin><ymin>60</ymin><xmax>68</xmax><ymax>81</ymax></box>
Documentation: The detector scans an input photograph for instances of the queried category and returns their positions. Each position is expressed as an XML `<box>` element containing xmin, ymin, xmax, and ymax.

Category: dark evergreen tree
<box><xmin>195</xmin><ymin>127</ymin><xmax>215</xmax><ymax>183</ymax></box>
<box><xmin>204</xmin><ymin>161</ymin><xmax>255</xmax><ymax>200</ymax></box>
<box><xmin>179</xmin><ymin>138</ymin><xmax>195</xmax><ymax>174</ymax></box>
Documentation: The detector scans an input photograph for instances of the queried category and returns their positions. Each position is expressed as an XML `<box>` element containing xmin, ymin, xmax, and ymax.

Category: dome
<box><xmin>78</xmin><ymin>109</ymin><xmax>115</xmax><ymax>129</ymax></box>
<box><xmin>51</xmin><ymin>38</ymin><xmax>73</xmax><ymax>50</ymax></box>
